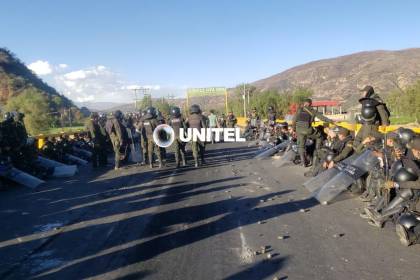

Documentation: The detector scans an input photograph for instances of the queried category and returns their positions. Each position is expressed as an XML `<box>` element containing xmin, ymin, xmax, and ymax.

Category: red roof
<box><xmin>311</xmin><ymin>100</ymin><xmax>341</xmax><ymax>107</ymax></box>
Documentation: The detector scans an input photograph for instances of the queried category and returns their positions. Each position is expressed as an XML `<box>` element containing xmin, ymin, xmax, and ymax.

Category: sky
<box><xmin>1</xmin><ymin>0</ymin><xmax>420</xmax><ymax>103</ymax></box>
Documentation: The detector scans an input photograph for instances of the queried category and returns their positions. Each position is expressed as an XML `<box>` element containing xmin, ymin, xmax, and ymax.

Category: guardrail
<box><xmin>236</xmin><ymin>117</ymin><xmax>420</xmax><ymax>134</ymax></box>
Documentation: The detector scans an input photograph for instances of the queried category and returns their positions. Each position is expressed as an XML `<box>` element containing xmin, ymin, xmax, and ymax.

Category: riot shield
<box><xmin>255</xmin><ymin>141</ymin><xmax>290</xmax><ymax>160</ymax></box>
<box><xmin>65</xmin><ymin>154</ymin><xmax>89</xmax><ymax>166</ymax></box>
<box><xmin>36</xmin><ymin>156</ymin><xmax>78</xmax><ymax>177</ymax></box>
<box><xmin>272</xmin><ymin>149</ymin><xmax>296</xmax><ymax>167</ymax></box>
<box><xmin>127</xmin><ymin>128</ymin><xmax>142</xmax><ymax>163</ymax></box>
<box><xmin>304</xmin><ymin>167</ymin><xmax>340</xmax><ymax>193</ymax></box>
<box><xmin>314</xmin><ymin>150</ymin><xmax>379</xmax><ymax>203</ymax></box>
<box><xmin>73</xmin><ymin>147</ymin><xmax>93</xmax><ymax>158</ymax></box>
<box><xmin>2</xmin><ymin>167</ymin><xmax>45</xmax><ymax>188</ymax></box>
<box><xmin>303</xmin><ymin>153</ymin><xmax>359</xmax><ymax>193</ymax></box>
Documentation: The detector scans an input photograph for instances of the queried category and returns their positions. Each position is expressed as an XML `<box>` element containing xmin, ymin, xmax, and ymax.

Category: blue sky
<box><xmin>1</xmin><ymin>0</ymin><xmax>420</xmax><ymax>102</ymax></box>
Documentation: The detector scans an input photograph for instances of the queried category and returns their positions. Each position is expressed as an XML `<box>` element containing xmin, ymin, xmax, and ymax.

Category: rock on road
<box><xmin>0</xmin><ymin>142</ymin><xmax>419</xmax><ymax>280</ymax></box>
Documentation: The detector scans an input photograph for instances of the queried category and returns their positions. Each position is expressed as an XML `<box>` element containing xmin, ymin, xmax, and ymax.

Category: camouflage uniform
<box><xmin>226</xmin><ymin>113</ymin><xmax>237</xmax><ymax>128</ymax></box>
<box><xmin>354</xmin><ymin>88</ymin><xmax>390</xmax><ymax>154</ymax></box>
<box><xmin>86</xmin><ymin>116</ymin><xmax>108</xmax><ymax>167</ymax></box>
<box><xmin>105</xmin><ymin>114</ymin><xmax>129</xmax><ymax>169</ymax></box>
<box><xmin>292</xmin><ymin>104</ymin><xmax>333</xmax><ymax>166</ymax></box>
<box><xmin>169</xmin><ymin>115</ymin><xmax>187</xmax><ymax>167</ymax></box>
<box><xmin>143</xmin><ymin>115</ymin><xmax>162</xmax><ymax>167</ymax></box>
<box><xmin>186</xmin><ymin>110</ymin><xmax>207</xmax><ymax>167</ymax></box>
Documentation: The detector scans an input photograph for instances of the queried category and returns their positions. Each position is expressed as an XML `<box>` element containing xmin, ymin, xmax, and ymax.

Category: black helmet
<box><xmin>397</xmin><ymin>213</ymin><xmax>420</xmax><ymax>230</ymax></box>
<box><xmin>394</xmin><ymin>167</ymin><xmax>418</xmax><ymax>182</ymax></box>
<box><xmin>170</xmin><ymin>106</ymin><xmax>181</xmax><ymax>117</ymax></box>
<box><xmin>3</xmin><ymin>112</ymin><xmax>13</xmax><ymax>121</ymax></box>
<box><xmin>325</xmin><ymin>152</ymin><xmax>335</xmax><ymax>163</ymax></box>
<box><xmin>361</xmin><ymin>106</ymin><xmax>377</xmax><ymax>121</ymax></box>
<box><xmin>146</xmin><ymin>107</ymin><xmax>157</xmax><ymax>117</ymax></box>
<box><xmin>113</xmin><ymin>110</ymin><xmax>123</xmax><ymax>119</ymax></box>
<box><xmin>91</xmin><ymin>112</ymin><xmax>99</xmax><ymax>119</ymax></box>
<box><xmin>397</xmin><ymin>128</ymin><xmax>415</xmax><ymax>145</ymax></box>
<box><xmin>189</xmin><ymin>104</ymin><xmax>201</xmax><ymax>114</ymax></box>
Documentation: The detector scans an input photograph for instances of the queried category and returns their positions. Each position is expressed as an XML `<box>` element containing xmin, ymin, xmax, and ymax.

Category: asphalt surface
<box><xmin>0</xmin><ymin>142</ymin><xmax>419</xmax><ymax>280</ymax></box>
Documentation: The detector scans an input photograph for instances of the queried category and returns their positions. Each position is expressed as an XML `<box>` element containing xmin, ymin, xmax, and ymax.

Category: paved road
<box><xmin>0</xmin><ymin>142</ymin><xmax>419</xmax><ymax>280</ymax></box>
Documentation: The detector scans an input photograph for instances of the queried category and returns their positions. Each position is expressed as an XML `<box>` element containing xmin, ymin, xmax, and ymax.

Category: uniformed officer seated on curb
<box><xmin>363</xmin><ymin>137</ymin><xmax>420</xmax><ymax>231</ymax></box>
<box><xmin>305</xmin><ymin>126</ymin><xmax>354</xmax><ymax>177</ymax></box>
<box><xmin>292</xmin><ymin>98</ymin><xmax>335</xmax><ymax>167</ymax></box>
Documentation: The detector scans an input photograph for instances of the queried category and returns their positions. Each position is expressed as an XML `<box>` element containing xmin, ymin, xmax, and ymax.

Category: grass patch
<box><xmin>36</xmin><ymin>126</ymin><xmax>85</xmax><ymax>136</ymax></box>
<box><xmin>390</xmin><ymin>116</ymin><xmax>418</xmax><ymax>125</ymax></box>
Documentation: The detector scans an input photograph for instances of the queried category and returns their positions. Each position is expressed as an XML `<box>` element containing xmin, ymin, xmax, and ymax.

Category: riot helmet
<box><xmin>189</xmin><ymin>104</ymin><xmax>201</xmax><ymax>114</ymax></box>
<box><xmin>170</xmin><ymin>106</ymin><xmax>181</xmax><ymax>117</ymax></box>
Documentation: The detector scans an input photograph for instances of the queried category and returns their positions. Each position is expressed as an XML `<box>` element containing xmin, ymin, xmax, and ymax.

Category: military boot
<box><xmin>181</xmin><ymin>153</ymin><xmax>186</xmax><ymax>167</ymax></box>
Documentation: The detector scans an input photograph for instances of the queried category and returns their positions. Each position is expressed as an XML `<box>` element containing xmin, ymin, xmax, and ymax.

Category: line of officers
<box><xmin>86</xmin><ymin>104</ymin><xmax>238</xmax><ymax>170</ymax></box>
<box><xmin>292</xmin><ymin>86</ymin><xmax>420</xmax><ymax>247</ymax></box>
<box><xmin>242</xmin><ymin>86</ymin><xmax>420</xmax><ymax>246</ymax></box>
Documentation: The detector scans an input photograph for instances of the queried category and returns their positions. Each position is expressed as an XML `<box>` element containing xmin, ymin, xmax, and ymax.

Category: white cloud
<box><xmin>28</xmin><ymin>60</ymin><xmax>53</xmax><ymax>76</ymax></box>
<box><xmin>64</xmin><ymin>70</ymin><xmax>88</xmax><ymax>80</ymax></box>
<box><xmin>34</xmin><ymin>62</ymin><xmax>185</xmax><ymax>104</ymax></box>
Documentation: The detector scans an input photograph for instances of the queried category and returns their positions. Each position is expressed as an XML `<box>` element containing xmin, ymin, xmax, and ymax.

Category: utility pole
<box><xmin>243</xmin><ymin>83</ymin><xmax>246</xmax><ymax>117</ymax></box>
<box><xmin>132</xmin><ymin>88</ymin><xmax>140</xmax><ymax>110</ymax></box>
<box><xmin>131</xmin><ymin>86</ymin><xmax>152</xmax><ymax>109</ymax></box>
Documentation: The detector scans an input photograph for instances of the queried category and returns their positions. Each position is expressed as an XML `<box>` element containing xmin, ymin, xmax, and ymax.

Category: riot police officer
<box><xmin>143</xmin><ymin>107</ymin><xmax>162</xmax><ymax>168</ymax></box>
<box><xmin>86</xmin><ymin>112</ymin><xmax>108</xmax><ymax>167</ymax></box>
<box><xmin>292</xmin><ymin>98</ymin><xmax>334</xmax><ymax>167</ymax></box>
<box><xmin>186</xmin><ymin>104</ymin><xmax>207</xmax><ymax>167</ymax></box>
<box><xmin>354</xmin><ymin>86</ymin><xmax>390</xmax><ymax>154</ymax></box>
<box><xmin>226</xmin><ymin>111</ymin><xmax>237</xmax><ymax>128</ymax></box>
<box><xmin>267</xmin><ymin>106</ymin><xmax>276</xmax><ymax>126</ymax></box>
<box><xmin>168</xmin><ymin>106</ymin><xmax>187</xmax><ymax>167</ymax></box>
<box><xmin>106</xmin><ymin>110</ymin><xmax>129</xmax><ymax>170</ymax></box>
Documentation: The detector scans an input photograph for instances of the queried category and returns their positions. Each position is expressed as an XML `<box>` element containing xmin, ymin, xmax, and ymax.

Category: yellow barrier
<box><xmin>236</xmin><ymin>117</ymin><xmax>420</xmax><ymax>134</ymax></box>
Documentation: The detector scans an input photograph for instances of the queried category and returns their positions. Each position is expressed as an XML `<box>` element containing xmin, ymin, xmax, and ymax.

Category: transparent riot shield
<box><xmin>65</xmin><ymin>154</ymin><xmax>89</xmax><ymax>166</ymax></box>
<box><xmin>314</xmin><ymin>150</ymin><xmax>379</xmax><ymax>203</ymax></box>
<box><xmin>73</xmin><ymin>147</ymin><xmax>93</xmax><ymax>158</ymax></box>
<box><xmin>37</xmin><ymin>156</ymin><xmax>78</xmax><ymax>178</ymax></box>
<box><xmin>5</xmin><ymin>167</ymin><xmax>45</xmax><ymax>188</ymax></box>
<box><xmin>303</xmin><ymin>153</ymin><xmax>359</xmax><ymax>193</ymax></box>
<box><xmin>256</xmin><ymin>141</ymin><xmax>290</xmax><ymax>160</ymax></box>
<box><xmin>272</xmin><ymin>149</ymin><xmax>296</xmax><ymax>167</ymax></box>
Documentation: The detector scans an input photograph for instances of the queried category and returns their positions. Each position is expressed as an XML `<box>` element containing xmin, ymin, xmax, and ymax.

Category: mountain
<box><xmin>0</xmin><ymin>48</ymin><xmax>83</xmax><ymax>134</ymax></box>
<box><xmin>0</xmin><ymin>48</ymin><xmax>75</xmax><ymax>109</ymax></box>
<box><xmin>252</xmin><ymin>48</ymin><xmax>420</xmax><ymax>107</ymax></box>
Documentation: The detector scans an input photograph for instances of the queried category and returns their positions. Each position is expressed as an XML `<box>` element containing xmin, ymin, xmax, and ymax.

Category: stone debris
<box><xmin>277</xmin><ymin>235</ymin><xmax>285</xmax><ymax>240</ymax></box>
<box><xmin>299</xmin><ymin>208</ymin><xmax>308</xmax><ymax>213</ymax></box>
<box><xmin>333</xmin><ymin>233</ymin><xmax>345</xmax><ymax>238</ymax></box>
<box><xmin>266</xmin><ymin>253</ymin><xmax>272</xmax><ymax>259</ymax></box>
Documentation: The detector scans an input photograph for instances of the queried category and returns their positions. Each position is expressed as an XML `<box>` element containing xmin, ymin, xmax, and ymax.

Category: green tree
<box><xmin>387</xmin><ymin>80</ymin><xmax>420</xmax><ymax>124</ymax></box>
<box><xmin>154</xmin><ymin>98</ymin><xmax>172</xmax><ymax>116</ymax></box>
<box><xmin>5</xmin><ymin>88</ymin><xmax>54</xmax><ymax>134</ymax></box>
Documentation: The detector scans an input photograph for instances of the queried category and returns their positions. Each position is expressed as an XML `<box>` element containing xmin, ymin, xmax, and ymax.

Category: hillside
<box><xmin>0</xmin><ymin>48</ymin><xmax>81</xmax><ymax>134</ymax></box>
<box><xmin>252</xmin><ymin>48</ymin><xmax>420</xmax><ymax>106</ymax></box>
<box><xmin>0</xmin><ymin>48</ymin><xmax>75</xmax><ymax>108</ymax></box>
